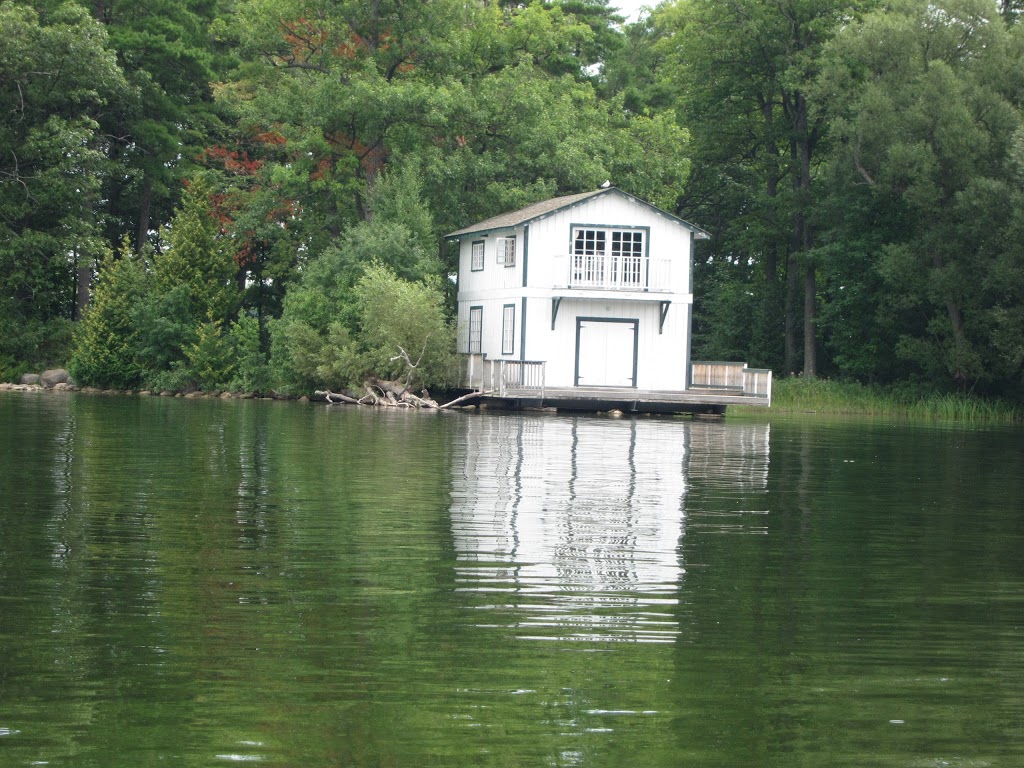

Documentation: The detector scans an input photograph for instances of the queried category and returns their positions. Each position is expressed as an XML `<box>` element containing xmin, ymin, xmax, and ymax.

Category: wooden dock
<box><xmin>467</xmin><ymin>385</ymin><xmax>769</xmax><ymax>415</ymax></box>
<box><xmin>460</xmin><ymin>359</ymin><xmax>772</xmax><ymax>414</ymax></box>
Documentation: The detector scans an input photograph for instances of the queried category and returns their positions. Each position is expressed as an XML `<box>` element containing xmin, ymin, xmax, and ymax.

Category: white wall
<box><xmin>455</xmin><ymin>190</ymin><xmax>698</xmax><ymax>388</ymax></box>
<box><xmin>522</xmin><ymin>297</ymin><xmax>689</xmax><ymax>389</ymax></box>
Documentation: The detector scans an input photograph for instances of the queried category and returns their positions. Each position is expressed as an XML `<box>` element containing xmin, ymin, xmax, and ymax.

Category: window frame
<box><xmin>501</xmin><ymin>304</ymin><xmax>516</xmax><ymax>356</ymax></box>
<box><xmin>470</xmin><ymin>240</ymin><xmax>485</xmax><ymax>272</ymax></box>
<box><xmin>468</xmin><ymin>305</ymin><xmax>483</xmax><ymax>354</ymax></box>
<box><xmin>496</xmin><ymin>235</ymin><xmax>516</xmax><ymax>267</ymax></box>
<box><xmin>570</xmin><ymin>226</ymin><xmax>647</xmax><ymax>288</ymax></box>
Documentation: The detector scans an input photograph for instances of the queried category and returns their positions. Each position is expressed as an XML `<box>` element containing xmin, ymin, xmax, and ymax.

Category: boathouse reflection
<box><xmin>449</xmin><ymin>414</ymin><xmax>770</xmax><ymax>643</ymax></box>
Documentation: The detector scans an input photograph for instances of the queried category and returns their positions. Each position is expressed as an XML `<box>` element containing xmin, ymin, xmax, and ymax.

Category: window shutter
<box><xmin>496</xmin><ymin>236</ymin><xmax>516</xmax><ymax>266</ymax></box>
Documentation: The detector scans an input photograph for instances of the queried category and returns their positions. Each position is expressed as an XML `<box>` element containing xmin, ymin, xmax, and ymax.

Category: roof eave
<box><xmin>444</xmin><ymin>187</ymin><xmax>711</xmax><ymax>240</ymax></box>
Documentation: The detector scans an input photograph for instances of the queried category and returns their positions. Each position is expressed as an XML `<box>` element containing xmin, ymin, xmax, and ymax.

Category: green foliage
<box><xmin>184</xmin><ymin>311</ymin><xmax>235</xmax><ymax>391</ymax></box>
<box><xmin>155</xmin><ymin>176</ymin><xmax>240</xmax><ymax>324</ymax></box>
<box><xmin>0</xmin><ymin>1</ymin><xmax>128</xmax><ymax>369</ymax></box>
<box><xmin>227</xmin><ymin>313</ymin><xmax>273</xmax><ymax>393</ymax></box>
<box><xmin>353</xmin><ymin>264</ymin><xmax>458</xmax><ymax>391</ymax></box>
<box><xmin>271</xmin><ymin>256</ymin><xmax>456</xmax><ymax>394</ymax></box>
<box><xmin>766</xmin><ymin>377</ymin><xmax>1024</xmax><ymax>423</ymax></box>
<box><xmin>815</xmin><ymin>0</ymin><xmax>1023</xmax><ymax>393</ymax></box>
<box><xmin>89</xmin><ymin>0</ymin><xmax>231</xmax><ymax>252</ymax></box>
<box><xmin>5</xmin><ymin>0</ymin><xmax>1024</xmax><ymax>400</ymax></box>
<box><xmin>692</xmin><ymin>259</ymin><xmax>782</xmax><ymax>372</ymax></box>
<box><xmin>270</xmin><ymin>245</ymin><xmax>352</xmax><ymax>393</ymax></box>
<box><xmin>344</xmin><ymin>165</ymin><xmax>441</xmax><ymax>282</ymax></box>
<box><xmin>69</xmin><ymin>247</ymin><xmax>147</xmax><ymax>389</ymax></box>
<box><xmin>70</xmin><ymin>176</ymin><xmax>251</xmax><ymax>392</ymax></box>
<box><xmin>131</xmin><ymin>283</ymin><xmax>196</xmax><ymax>374</ymax></box>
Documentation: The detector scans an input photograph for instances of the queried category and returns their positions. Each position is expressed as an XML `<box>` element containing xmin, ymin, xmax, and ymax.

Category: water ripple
<box><xmin>451</xmin><ymin>416</ymin><xmax>770</xmax><ymax>643</ymax></box>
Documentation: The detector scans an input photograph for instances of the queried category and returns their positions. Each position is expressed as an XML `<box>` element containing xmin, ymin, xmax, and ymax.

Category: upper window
<box><xmin>497</xmin><ymin>236</ymin><xmax>516</xmax><ymax>267</ymax></box>
<box><xmin>574</xmin><ymin>229</ymin><xmax>606</xmax><ymax>256</ymax></box>
<box><xmin>571</xmin><ymin>227</ymin><xmax>645</xmax><ymax>288</ymax></box>
<box><xmin>471</xmin><ymin>241</ymin><xmax>485</xmax><ymax>271</ymax></box>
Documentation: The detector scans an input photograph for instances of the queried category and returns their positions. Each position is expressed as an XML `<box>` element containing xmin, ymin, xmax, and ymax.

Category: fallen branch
<box><xmin>438</xmin><ymin>389</ymin><xmax>488</xmax><ymax>409</ymax></box>
<box><xmin>315</xmin><ymin>390</ymin><xmax>361</xmax><ymax>405</ymax></box>
<box><xmin>315</xmin><ymin>385</ymin><xmax>488</xmax><ymax>409</ymax></box>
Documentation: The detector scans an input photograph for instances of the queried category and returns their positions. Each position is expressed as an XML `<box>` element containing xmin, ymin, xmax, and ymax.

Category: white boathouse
<box><xmin>447</xmin><ymin>187</ymin><xmax>771</xmax><ymax>412</ymax></box>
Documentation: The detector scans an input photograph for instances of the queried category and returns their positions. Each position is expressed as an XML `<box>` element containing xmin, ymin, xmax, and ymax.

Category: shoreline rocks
<box><xmin>40</xmin><ymin>369</ymin><xmax>74</xmax><ymax>388</ymax></box>
<box><xmin>0</xmin><ymin>379</ymin><xmax>303</xmax><ymax>402</ymax></box>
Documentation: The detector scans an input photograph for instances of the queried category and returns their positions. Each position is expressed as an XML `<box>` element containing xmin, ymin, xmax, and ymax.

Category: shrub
<box><xmin>69</xmin><ymin>251</ymin><xmax>146</xmax><ymax>389</ymax></box>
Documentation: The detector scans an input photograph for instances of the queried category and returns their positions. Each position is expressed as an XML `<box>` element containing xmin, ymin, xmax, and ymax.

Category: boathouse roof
<box><xmin>445</xmin><ymin>187</ymin><xmax>710</xmax><ymax>240</ymax></box>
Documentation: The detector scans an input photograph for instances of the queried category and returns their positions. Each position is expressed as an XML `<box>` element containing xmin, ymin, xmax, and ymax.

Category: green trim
<box><xmin>522</xmin><ymin>225</ymin><xmax>529</xmax><ymax>288</ymax></box>
<box><xmin>685</xmin><ymin>303</ymin><xmax>693</xmax><ymax>389</ymax></box>
<box><xmin>470</xmin><ymin>240</ymin><xmax>485</xmax><ymax>272</ymax></box>
<box><xmin>469</xmin><ymin>305</ymin><xmax>483</xmax><ymax>355</ymax></box>
<box><xmin>688</xmin><ymin>232</ymin><xmax>694</xmax><ymax>294</ymax></box>
<box><xmin>551</xmin><ymin>296</ymin><xmax>562</xmax><ymax>330</ymax></box>
<box><xmin>520</xmin><ymin>297</ymin><xmax>528</xmax><ymax>362</ymax></box>
<box><xmin>502</xmin><ymin>303</ymin><xmax>516</xmax><ymax>356</ymax></box>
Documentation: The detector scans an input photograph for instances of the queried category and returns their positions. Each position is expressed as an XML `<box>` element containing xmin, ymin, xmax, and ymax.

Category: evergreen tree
<box><xmin>69</xmin><ymin>243</ymin><xmax>148</xmax><ymax>389</ymax></box>
<box><xmin>0</xmin><ymin>1</ymin><xmax>127</xmax><ymax>374</ymax></box>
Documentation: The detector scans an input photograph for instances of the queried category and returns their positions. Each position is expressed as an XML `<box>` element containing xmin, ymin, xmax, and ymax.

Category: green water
<box><xmin>1</xmin><ymin>393</ymin><xmax>1022</xmax><ymax>767</ymax></box>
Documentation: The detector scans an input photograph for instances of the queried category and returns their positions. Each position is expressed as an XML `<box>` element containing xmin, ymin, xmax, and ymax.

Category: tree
<box><xmin>68</xmin><ymin>243</ymin><xmax>147</xmax><ymax>389</ymax></box>
<box><xmin>269</xmin><ymin>165</ymin><xmax>450</xmax><ymax>393</ymax></box>
<box><xmin>353</xmin><ymin>264</ymin><xmax>458</xmax><ymax>392</ymax></box>
<box><xmin>0</xmin><ymin>1</ymin><xmax>127</xmax><ymax>374</ymax></box>
<box><xmin>651</xmin><ymin>0</ymin><xmax>874</xmax><ymax>376</ymax></box>
<box><xmin>816</xmin><ymin>0</ymin><xmax>1024</xmax><ymax>391</ymax></box>
<box><xmin>129</xmin><ymin>174</ymin><xmax>241</xmax><ymax>386</ymax></box>
<box><xmin>86</xmin><ymin>0</ymin><xmax>231</xmax><ymax>252</ymax></box>
<box><xmin>154</xmin><ymin>175</ymin><xmax>240</xmax><ymax>325</ymax></box>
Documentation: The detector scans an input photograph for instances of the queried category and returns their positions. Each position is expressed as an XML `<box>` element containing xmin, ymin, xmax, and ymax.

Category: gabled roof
<box><xmin>444</xmin><ymin>187</ymin><xmax>710</xmax><ymax>240</ymax></box>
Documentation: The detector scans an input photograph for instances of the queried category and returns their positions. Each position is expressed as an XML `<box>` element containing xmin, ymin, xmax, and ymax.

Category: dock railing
<box><xmin>691</xmin><ymin>361</ymin><xmax>772</xmax><ymax>403</ymax></box>
<box><xmin>465</xmin><ymin>355</ymin><xmax>546</xmax><ymax>398</ymax></box>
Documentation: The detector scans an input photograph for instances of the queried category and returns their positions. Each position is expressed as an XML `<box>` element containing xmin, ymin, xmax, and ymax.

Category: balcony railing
<box><xmin>552</xmin><ymin>253</ymin><xmax>672</xmax><ymax>292</ymax></box>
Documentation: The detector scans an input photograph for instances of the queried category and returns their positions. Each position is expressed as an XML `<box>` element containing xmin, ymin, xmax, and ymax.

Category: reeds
<box><xmin>757</xmin><ymin>377</ymin><xmax>1023</xmax><ymax>423</ymax></box>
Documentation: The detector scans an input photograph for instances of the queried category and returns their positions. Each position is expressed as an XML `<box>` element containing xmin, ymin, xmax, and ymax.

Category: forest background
<box><xmin>2</xmin><ymin>0</ymin><xmax>1023</xmax><ymax>399</ymax></box>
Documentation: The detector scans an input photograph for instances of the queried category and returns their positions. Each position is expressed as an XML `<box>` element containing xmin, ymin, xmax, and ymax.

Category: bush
<box><xmin>227</xmin><ymin>313</ymin><xmax>273</xmax><ymax>393</ymax></box>
<box><xmin>353</xmin><ymin>264</ymin><xmax>458</xmax><ymax>391</ymax></box>
<box><xmin>183</xmin><ymin>311</ymin><xmax>235</xmax><ymax>391</ymax></box>
<box><xmin>69</xmin><ymin>251</ymin><xmax>146</xmax><ymax>389</ymax></box>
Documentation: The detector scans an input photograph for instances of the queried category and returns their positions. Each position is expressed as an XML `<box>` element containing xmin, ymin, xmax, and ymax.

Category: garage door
<box><xmin>575</xmin><ymin>318</ymin><xmax>638</xmax><ymax>387</ymax></box>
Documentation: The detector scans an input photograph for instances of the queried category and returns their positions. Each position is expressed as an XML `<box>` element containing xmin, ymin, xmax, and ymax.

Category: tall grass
<box><xmin>759</xmin><ymin>377</ymin><xmax>1024</xmax><ymax>424</ymax></box>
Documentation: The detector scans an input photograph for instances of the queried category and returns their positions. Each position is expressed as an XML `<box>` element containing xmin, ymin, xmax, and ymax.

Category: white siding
<box><xmin>457</xmin><ymin>228</ymin><xmax>524</xmax><ymax>297</ymax></box>
<box><xmin>526</xmin><ymin>298</ymin><xmax>688</xmax><ymax>389</ymax></box>
<box><xmin>455</xmin><ymin>190</ymin><xmax>698</xmax><ymax>388</ymax></box>
<box><xmin>524</xmin><ymin>194</ymin><xmax>692</xmax><ymax>294</ymax></box>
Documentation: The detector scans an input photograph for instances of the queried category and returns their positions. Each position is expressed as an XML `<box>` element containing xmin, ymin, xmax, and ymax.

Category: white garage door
<box><xmin>576</xmin><ymin>319</ymin><xmax>638</xmax><ymax>387</ymax></box>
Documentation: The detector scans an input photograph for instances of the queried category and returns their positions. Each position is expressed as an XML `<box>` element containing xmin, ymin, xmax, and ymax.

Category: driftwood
<box><xmin>437</xmin><ymin>389</ymin><xmax>488</xmax><ymax>409</ymax></box>
<box><xmin>315</xmin><ymin>390</ymin><xmax>362</xmax><ymax>405</ymax></box>
<box><xmin>390</xmin><ymin>344</ymin><xmax>427</xmax><ymax>394</ymax></box>
<box><xmin>316</xmin><ymin>384</ymin><xmax>487</xmax><ymax>409</ymax></box>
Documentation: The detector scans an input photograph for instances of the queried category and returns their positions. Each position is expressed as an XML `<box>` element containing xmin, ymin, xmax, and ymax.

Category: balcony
<box><xmin>551</xmin><ymin>253</ymin><xmax>672</xmax><ymax>293</ymax></box>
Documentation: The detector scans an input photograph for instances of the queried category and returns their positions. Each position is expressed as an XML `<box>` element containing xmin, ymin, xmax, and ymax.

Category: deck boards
<box><xmin>472</xmin><ymin>385</ymin><xmax>770</xmax><ymax>413</ymax></box>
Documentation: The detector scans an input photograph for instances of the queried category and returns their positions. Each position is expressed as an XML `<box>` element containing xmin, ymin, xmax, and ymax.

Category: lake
<box><xmin>1</xmin><ymin>393</ymin><xmax>1023</xmax><ymax>767</ymax></box>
